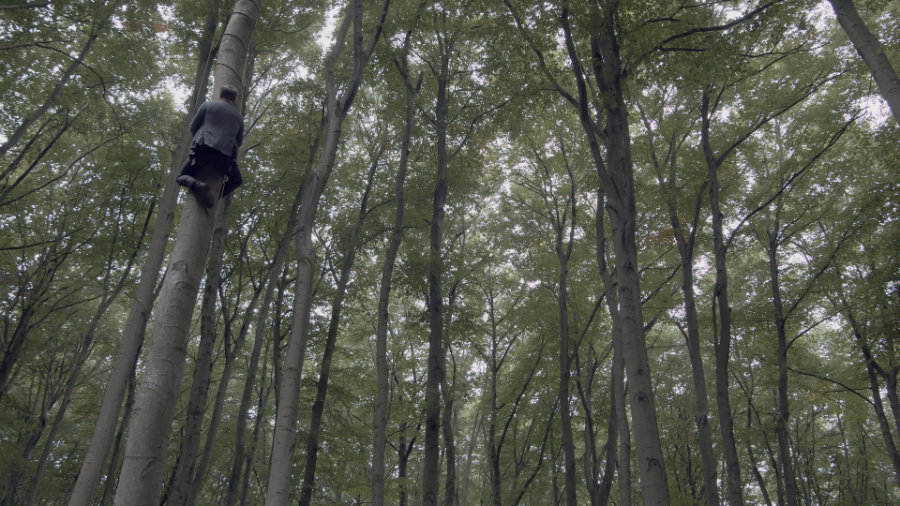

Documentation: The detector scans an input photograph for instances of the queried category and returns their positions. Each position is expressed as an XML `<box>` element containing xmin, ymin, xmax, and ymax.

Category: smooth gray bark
<box><xmin>67</xmin><ymin>4</ymin><xmax>222</xmax><ymax>503</ymax></box>
<box><xmin>112</xmin><ymin>2</ymin><xmax>259</xmax><ymax>503</ymax></box>
<box><xmin>165</xmin><ymin>197</ymin><xmax>232</xmax><ymax>506</ymax></box>
<box><xmin>829</xmin><ymin>0</ymin><xmax>900</xmax><ymax>123</ymax></box>
<box><xmin>297</xmin><ymin>150</ymin><xmax>379</xmax><ymax>506</ymax></box>
<box><xmin>264</xmin><ymin>0</ymin><xmax>388</xmax><ymax>502</ymax></box>
<box><xmin>113</xmin><ymin>162</ymin><xmax>227</xmax><ymax>506</ymax></box>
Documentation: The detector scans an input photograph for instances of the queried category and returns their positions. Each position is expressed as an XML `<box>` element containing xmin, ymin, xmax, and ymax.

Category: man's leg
<box><xmin>176</xmin><ymin>155</ymin><xmax>215</xmax><ymax>208</ymax></box>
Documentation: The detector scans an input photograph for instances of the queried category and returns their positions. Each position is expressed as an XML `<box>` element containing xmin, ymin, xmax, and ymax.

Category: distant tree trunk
<box><xmin>596</xmin><ymin>189</ymin><xmax>629</xmax><ymax>506</ymax></box>
<box><xmin>829</xmin><ymin>0</ymin><xmax>900</xmax><ymax>123</ymax></box>
<box><xmin>422</xmin><ymin>25</ymin><xmax>452</xmax><ymax>506</ymax></box>
<box><xmin>443</xmin><ymin>341</ymin><xmax>458</xmax><ymax>506</ymax></box>
<box><xmin>225</xmin><ymin>188</ymin><xmax>303</xmax><ymax>506</ymax></box>
<box><xmin>398</xmin><ymin>423</ymin><xmax>416</xmax><ymax>506</ymax></box>
<box><xmin>98</xmin><ymin>375</ymin><xmax>135</xmax><ymax>506</ymax></box>
<box><xmin>265</xmin><ymin>1</ymin><xmax>388</xmax><ymax>501</ymax></box>
<box><xmin>297</xmin><ymin>151</ymin><xmax>380</xmax><ymax>506</ymax></box>
<box><xmin>765</xmin><ymin>213</ymin><xmax>798</xmax><ymax>506</ymax></box>
<box><xmin>701</xmin><ymin>89</ymin><xmax>745</xmax><ymax>506</ymax></box>
<box><xmin>25</xmin><ymin>190</ymin><xmax>152</xmax><ymax>506</ymax></box>
<box><xmin>239</xmin><ymin>340</ymin><xmax>273</xmax><ymax>506</ymax></box>
<box><xmin>67</xmin><ymin>3</ymin><xmax>222</xmax><ymax>503</ymax></box>
<box><xmin>576</xmin><ymin>344</ymin><xmax>601</xmax><ymax>506</ymax></box>
<box><xmin>459</xmin><ymin>410</ymin><xmax>481</xmax><ymax>506</ymax></box>
<box><xmin>372</xmin><ymin>16</ymin><xmax>419</xmax><ymax>504</ymax></box>
<box><xmin>112</xmin><ymin>1</ymin><xmax>259</xmax><ymax>503</ymax></box>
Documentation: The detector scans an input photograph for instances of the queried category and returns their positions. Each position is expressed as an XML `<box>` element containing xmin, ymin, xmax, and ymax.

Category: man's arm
<box><xmin>189</xmin><ymin>102</ymin><xmax>207</xmax><ymax>135</ymax></box>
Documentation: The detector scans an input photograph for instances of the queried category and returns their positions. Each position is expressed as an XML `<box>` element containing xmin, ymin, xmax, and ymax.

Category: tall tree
<box><xmin>265</xmin><ymin>0</ymin><xmax>389</xmax><ymax>502</ymax></box>
<box><xmin>112</xmin><ymin>2</ymin><xmax>260</xmax><ymax>504</ymax></box>
<box><xmin>68</xmin><ymin>3</ymin><xmax>223</xmax><ymax>503</ymax></box>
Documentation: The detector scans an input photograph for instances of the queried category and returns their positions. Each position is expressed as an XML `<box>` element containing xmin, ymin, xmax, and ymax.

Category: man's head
<box><xmin>219</xmin><ymin>85</ymin><xmax>239</xmax><ymax>104</ymax></box>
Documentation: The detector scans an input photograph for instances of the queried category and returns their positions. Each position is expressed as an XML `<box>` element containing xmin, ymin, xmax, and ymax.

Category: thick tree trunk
<box><xmin>113</xmin><ymin>161</ymin><xmax>227</xmax><ymax>506</ymax></box>
<box><xmin>67</xmin><ymin>4</ymin><xmax>222</xmax><ymax>503</ymax></box>
<box><xmin>265</xmin><ymin>1</ymin><xmax>387</xmax><ymax>502</ymax></box>
<box><xmin>829</xmin><ymin>0</ymin><xmax>900</xmax><ymax>123</ymax></box>
<box><xmin>591</xmin><ymin>14</ymin><xmax>669</xmax><ymax>503</ymax></box>
<box><xmin>701</xmin><ymin>90</ymin><xmax>745</xmax><ymax>506</ymax></box>
<box><xmin>112</xmin><ymin>2</ymin><xmax>258</xmax><ymax>503</ymax></box>
<box><xmin>166</xmin><ymin>197</ymin><xmax>232</xmax><ymax>506</ymax></box>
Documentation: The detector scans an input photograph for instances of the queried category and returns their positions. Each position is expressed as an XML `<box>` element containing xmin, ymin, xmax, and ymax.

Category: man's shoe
<box><xmin>177</xmin><ymin>175</ymin><xmax>216</xmax><ymax>208</ymax></box>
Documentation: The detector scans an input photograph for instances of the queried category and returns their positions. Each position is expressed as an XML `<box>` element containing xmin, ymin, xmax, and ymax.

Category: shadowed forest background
<box><xmin>1</xmin><ymin>0</ymin><xmax>898</xmax><ymax>505</ymax></box>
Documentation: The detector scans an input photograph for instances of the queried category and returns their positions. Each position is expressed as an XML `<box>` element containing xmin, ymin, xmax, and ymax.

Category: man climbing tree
<box><xmin>111</xmin><ymin>2</ymin><xmax>260</xmax><ymax>504</ymax></box>
<box><xmin>177</xmin><ymin>84</ymin><xmax>244</xmax><ymax>207</ymax></box>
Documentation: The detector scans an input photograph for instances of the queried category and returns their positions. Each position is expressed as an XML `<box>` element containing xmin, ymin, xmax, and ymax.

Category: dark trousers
<box><xmin>179</xmin><ymin>145</ymin><xmax>243</xmax><ymax>196</ymax></box>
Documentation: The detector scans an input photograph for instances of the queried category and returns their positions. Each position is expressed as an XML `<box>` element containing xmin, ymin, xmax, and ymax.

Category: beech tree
<box><xmin>0</xmin><ymin>0</ymin><xmax>899</xmax><ymax>505</ymax></box>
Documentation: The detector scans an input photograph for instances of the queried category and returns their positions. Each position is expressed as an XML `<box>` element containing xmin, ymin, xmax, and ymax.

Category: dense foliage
<box><xmin>0</xmin><ymin>0</ymin><xmax>898</xmax><ymax>504</ymax></box>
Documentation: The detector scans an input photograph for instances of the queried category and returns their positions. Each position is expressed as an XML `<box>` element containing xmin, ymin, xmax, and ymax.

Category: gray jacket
<box><xmin>189</xmin><ymin>99</ymin><xmax>244</xmax><ymax>161</ymax></box>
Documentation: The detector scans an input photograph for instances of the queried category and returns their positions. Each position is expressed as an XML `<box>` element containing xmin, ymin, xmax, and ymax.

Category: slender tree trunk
<box><xmin>557</xmin><ymin>235</ymin><xmax>578</xmax><ymax>506</ymax></box>
<box><xmin>672</xmin><ymin>208</ymin><xmax>718</xmax><ymax>506</ymax></box>
<box><xmin>265</xmin><ymin>2</ymin><xmax>387</xmax><ymax>502</ymax></box>
<box><xmin>423</xmin><ymin>30</ymin><xmax>452</xmax><ymax>506</ymax></box>
<box><xmin>372</xmin><ymin>16</ymin><xmax>420</xmax><ymax>502</ymax></box>
<box><xmin>297</xmin><ymin>154</ymin><xmax>379</xmax><ymax>506</ymax></box>
<box><xmin>113</xmin><ymin>2</ymin><xmax>259</xmax><ymax>503</ymax></box>
<box><xmin>398</xmin><ymin>423</ymin><xmax>414</xmax><ymax>506</ymax></box>
<box><xmin>239</xmin><ymin>341</ymin><xmax>272</xmax><ymax>506</ymax></box>
<box><xmin>596</xmin><ymin>188</ymin><xmax>630</xmax><ymax>506</ymax></box>
<box><xmin>843</xmin><ymin>306</ymin><xmax>900</xmax><ymax>487</ymax></box>
<box><xmin>25</xmin><ymin>195</ymin><xmax>151</xmax><ymax>506</ymax></box>
<box><xmin>187</xmin><ymin>269</ymin><xmax>266</xmax><ymax>506</ymax></box>
<box><xmin>577</xmin><ymin>345</ymin><xmax>601</xmax><ymax>506</ymax></box>
<box><xmin>442</xmin><ymin>347</ymin><xmax>458</xmax><ymax>506</ymax></box>
<box><xmin>98</xmin><ymin>374</ymin><xmax>135</xmax><ymax>506</ymax></box>
<box><xmin>266</xmin><ymin>0</ymin><xmax>389</xmax><ymax>506</ymax></box>
<box><xmin>67</xmin><ymin>4</ymin><xmax>222</xmax><ymax>502</ymax></box>
<box><xmin>829</xmin><ymin>0</ymin><xmax>900</xmax><ymax>123</ymax></box>
<box><xmin>225</xmin><ymin>188</ymin><xmax>301</xmax><ymax>506</ymax></box>
<box><xmin>766</xmin><ymin>226</ymin><xmax>798</xmax><ymax>506</ymax></box>
<box><xmin>459</xmin><ymin>410</ymin><xmax>480</xmax><ymax>506</ymax></box>
<box><xmin>701</xmin><ymin>89</ymin><xmax>745</xmax><ymax>506</ymax></box>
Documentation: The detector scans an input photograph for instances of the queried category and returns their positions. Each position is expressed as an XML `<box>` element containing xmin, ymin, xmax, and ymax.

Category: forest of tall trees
<box><xmin>0</xmin><ymin>0</ymin><xmax>898</xmax><ymax>504</ymax></box>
